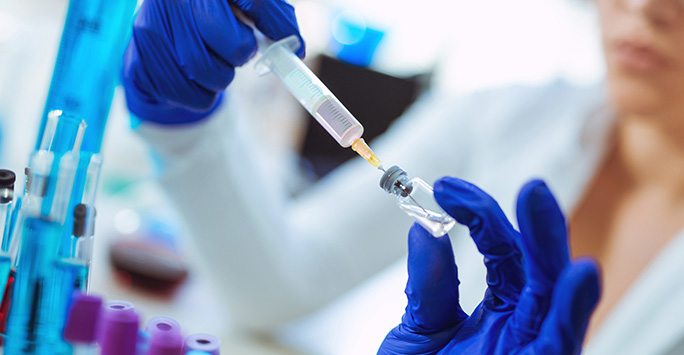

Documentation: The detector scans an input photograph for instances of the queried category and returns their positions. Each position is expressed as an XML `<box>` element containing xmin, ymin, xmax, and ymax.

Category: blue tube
<box><xmin>0</xmin><ymin>253</ymin><xmax>11</xmax><ymax>311</ymax></box>
<box><xmin>2</xmin><ymin>0</ymin><xmax>137</xmax><ymax>352</ymax></box>
<box><xmin>35</xmin><ymin>0</ymin><xmax>138</xmax><ymax>154</ymax></box>
<box><xmin>4</xmin><ymin>217</ymin><xmax>65</xmax><ymax>354</ymax></box>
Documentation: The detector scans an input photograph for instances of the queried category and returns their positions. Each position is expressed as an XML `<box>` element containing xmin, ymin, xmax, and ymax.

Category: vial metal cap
<box><xmin>379</xmin><ymin>165</ymin><xmax>407</xmax><ymax>193</ymax></box>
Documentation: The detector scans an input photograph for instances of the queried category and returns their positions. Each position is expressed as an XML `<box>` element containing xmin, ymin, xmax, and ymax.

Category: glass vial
<box><xmin>380</xmin><ymin>166</ymin><xmax>456</xmax><ymax>237</ymax></box>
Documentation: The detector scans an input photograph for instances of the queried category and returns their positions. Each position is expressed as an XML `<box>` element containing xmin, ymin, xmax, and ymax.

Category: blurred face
<box><xmin>597</xmin><ymin>0</ymin><xmax>684</xmax><ymax>119</ymax></box>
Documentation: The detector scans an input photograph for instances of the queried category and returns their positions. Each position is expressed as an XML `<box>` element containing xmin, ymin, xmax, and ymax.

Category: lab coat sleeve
<box><xmin>135</xmin><ymin>90</ymin><xmax>480</xmax><ymax>331</ymax></box>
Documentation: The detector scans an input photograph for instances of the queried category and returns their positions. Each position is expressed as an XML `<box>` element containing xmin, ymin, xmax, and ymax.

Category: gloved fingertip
<box><xmin>409</xmin><ymin>222</ymin><xmax>432</xmax><ymax>238</ymax></box>
<box><xmin>433</xmin><ymin>177</ymin><xmax>469</xmax><ymax>196</ymax></box>
<box><xmin>433</xmin><ymin>177</ymin><xmax>475</xmax><ymax>218</ymax></box>
<box><xmin>515</xmin><ymin>178</ymin><xmax>569</xmax><ymax>271</ymax></box>
<box><xmin>407</xmin><ymin>223</ymin><xmax>454</xmax><ymax>272</ymax></box>
<box><xmin>520</xmin><ymin>178</ymin><xmax>548</xmax><ymax>194</ymax></box>
<box><xmin>408</xmin><ymin>223</ymin><xmax>446</xmax><ymax>251</ymax></box>
<box><xmin>433</xmin><ymin>177</ymin><xmax>502</xmax><ymax>231</ymax></box>
<box><xmin>546</xmin><ymin>257</ymin><xmax>601</xmax><ymax>344</ymax></box>
<box><xmin>516</xmin><ymin>179</ymin><xmax>555</xmax><ymax>215</ymax></box>
<box><xmin>405</xmin><ymin>223</ymin><xmax>464</xmax><ymax>333</ymax></box>
<box><xmin>567</xmin><ymin>258</ymin><xmax>601</xmax><ymax>316</ymax></box>
<box><xmin>533</xmin><ymin>258</ymin><xmax>600</xmax><ymax>352</ymax></box>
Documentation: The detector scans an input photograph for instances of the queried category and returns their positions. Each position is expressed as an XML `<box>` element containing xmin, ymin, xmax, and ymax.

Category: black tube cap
<box><xmin>73</xmin><ymin>204</ymin><xmax>88</xmax><ymax>237</ymax></box>
<box><xmin>0</xmin><ymin>169</ymin><xmax>15</xmax><ymax>189</ymax></box>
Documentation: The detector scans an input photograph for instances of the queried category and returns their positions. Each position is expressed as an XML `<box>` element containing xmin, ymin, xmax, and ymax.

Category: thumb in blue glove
<box><xmin>378</xmin><ymin>178</ymin><xmax>601</xmax><ymax>355</ymax></box>
<box><xmin>122</xmin><ymin>0</ymin><xmax>305</xmax><ymax>125</ymax></box>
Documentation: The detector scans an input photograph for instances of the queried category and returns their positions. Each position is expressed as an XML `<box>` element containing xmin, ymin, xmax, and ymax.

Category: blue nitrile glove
<box><xmin>379</xmin><ymin>178</ymin><xmax>601</xmax><ymax>355</ymax></box>
<box><xmin>122</xmin><ymin>0</ymin><xmax>305</xmax><ymax>125</ymax></box>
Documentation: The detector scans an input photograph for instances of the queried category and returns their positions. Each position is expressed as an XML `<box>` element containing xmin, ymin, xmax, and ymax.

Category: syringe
<box><xmin>255</xmin><ymin>36</ymin><xmax>383</xmax><ymax>170</ymax></box>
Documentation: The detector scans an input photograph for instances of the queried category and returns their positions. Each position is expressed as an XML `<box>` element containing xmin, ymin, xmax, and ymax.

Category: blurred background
<box><xmin>0</xmin><ymin>0</ymin><xmax>603</xmax><ymax>353</ymax></box>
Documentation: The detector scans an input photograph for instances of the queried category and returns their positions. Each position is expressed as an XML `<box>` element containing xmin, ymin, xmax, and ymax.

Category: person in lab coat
<box><xmin>122</xmin><ymin>0</ymin><xmax>684</xmax><ymax>353</ymax></box>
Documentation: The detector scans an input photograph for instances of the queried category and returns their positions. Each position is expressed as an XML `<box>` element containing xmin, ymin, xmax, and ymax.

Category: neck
<box><xmin>615</xmin><ymin>112</ymin><xmax>684</xmax><ymax>197</ymax></box>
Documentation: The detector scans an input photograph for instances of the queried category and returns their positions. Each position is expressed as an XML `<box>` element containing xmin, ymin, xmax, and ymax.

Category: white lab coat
<box><xmin>136</xmin><ymin>79</ymin><xmax>684</xmax><ymax>354</ymax></box>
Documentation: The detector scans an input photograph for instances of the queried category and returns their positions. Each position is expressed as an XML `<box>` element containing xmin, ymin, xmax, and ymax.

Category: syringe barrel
<box><xmin>255</xmin><ymin>36</ymin><xmax>364</xmax><ymax>147</ymax></box>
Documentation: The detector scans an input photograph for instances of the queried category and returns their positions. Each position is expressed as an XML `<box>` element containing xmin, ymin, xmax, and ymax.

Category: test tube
<box><xmin>0</xmin><ymin>170</ymin><xmax>15</xmax><ymax>321</ymax></box>
<box><xmin>0</xmin><ymin>170</ymin><xmax>15</xmax><ymax>247</ymax></box>
<box><xmin>0</xmin><ymin>171</ymin><xmax>19</xmax><ymax>338</ymax></box>
<box><xmin>255</xmin><ymin>36</ymin><xmax>364</xmax><ymax>148</ymax></box>
<box><xmin>56</xmin><ymin>204</ymin><xmax>94</xmax><ymax>295</ymax></box>
<box><xmin>21</xmin><ymin>150</ymin><xmax>54</xmax><ymax>215</ymax></box>
<box><xmin>81</xmin><ymin>154</ymin><xmax>102</xmax><ymax>207</ymax></box>
<box><xmin>72</xmin><ymin>204</ymin><xmax>96</xmax><ymax>272</ymax></box>
<box><xmin>49</xmin><ymin>151</ymin><xmax>80</xmax><ymax>223</ymax></box>
<box><xmin>39</xmin><ymin>110</ymin><xmax>87</xmax><ymax>156</ymax></box>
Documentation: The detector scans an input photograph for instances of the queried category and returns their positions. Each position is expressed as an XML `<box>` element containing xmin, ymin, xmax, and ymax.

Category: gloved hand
<box><xmin>122</xmin><ymin>0</ymin><xmax>305</xmax><ymax>125</ymax></box>
<box><xmin>379</xmin><ymin>178</ymin><xmax>601</xmax><ymax>355</ymax></box>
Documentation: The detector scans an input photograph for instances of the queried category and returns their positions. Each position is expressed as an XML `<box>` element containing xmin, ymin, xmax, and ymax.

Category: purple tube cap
<box><xmin>148</xmin><ymin>329</ymin><xmax>184</xmax><ymax>355</ymax></box>
<box><xmin>183</xmin><ymin>334</ymin><xmax>221</xmax><ymax>355</ymax></box>
<box><xmin>147</xmin><ymin>316</ymin><xmax>183</xmax><ymax>355</ymax></box>
<box><xmin>63</xmin><ymin>293</ymin><xmax>103</xmax><ymax>344</ymax></box>
<box><xmin>146</xmin><ymin>316</ymin><xmax>181</xmax><ymax>336</ymax></box>
<box><xmin>98</xmin><ymin>301</ymin><xmax>140</xmax><ymax>355</ymax></box>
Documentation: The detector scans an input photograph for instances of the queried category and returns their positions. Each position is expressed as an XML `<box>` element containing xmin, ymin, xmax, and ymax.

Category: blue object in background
<box><xmin>330</xmin><ymin>12</ymin><xmax>384</xmax><ymax>67</ymax></box>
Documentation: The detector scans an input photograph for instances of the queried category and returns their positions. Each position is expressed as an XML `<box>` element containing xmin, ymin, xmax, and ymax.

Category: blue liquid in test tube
<box><xmin>35</xmin><ymin>0</ymin><xmax>138</xmax><ymax>155</ymax></box>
